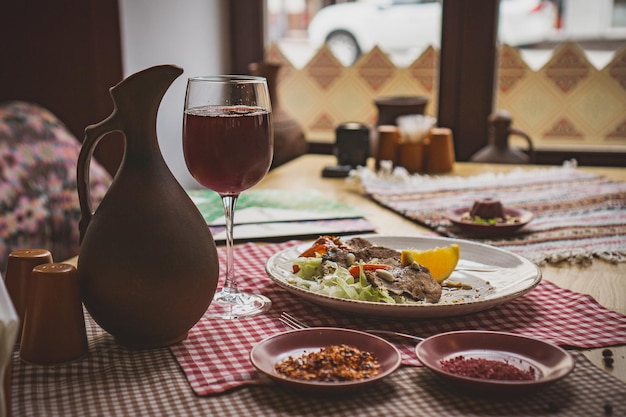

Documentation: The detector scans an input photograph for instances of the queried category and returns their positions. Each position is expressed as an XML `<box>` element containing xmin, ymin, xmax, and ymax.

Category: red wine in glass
<box><xmin>183</xmin><ymin>105</ymin><xmax>272</xmax><ymax>195</ymax></box>
<box><xmin>183</xmin><ymin>75</ymin><xmax>274</xmax><ymax>319</ymax></box>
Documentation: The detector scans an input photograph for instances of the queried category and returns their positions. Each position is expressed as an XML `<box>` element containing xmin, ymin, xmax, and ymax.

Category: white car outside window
<box><xmin>308</xmin><ymin>0</ymin><xmax>557</xmax><ymax>66</ymax></box>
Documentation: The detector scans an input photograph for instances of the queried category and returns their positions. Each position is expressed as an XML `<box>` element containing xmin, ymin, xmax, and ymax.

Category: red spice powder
<box><xmin>440</xmin><ymin>355</ymin><xmax>536</xmax><ymax>381</ymax></box>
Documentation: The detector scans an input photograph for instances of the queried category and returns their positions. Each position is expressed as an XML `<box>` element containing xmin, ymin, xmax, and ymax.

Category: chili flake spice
<box><xmin>440</xmin><ymin>356</ymin><xmax>536</xmax><ymax>381</ymax></box>
<box><xmin>274</xmin><ymin>344</ymin><xmax>380</xmax><ymax>382</ymax></box>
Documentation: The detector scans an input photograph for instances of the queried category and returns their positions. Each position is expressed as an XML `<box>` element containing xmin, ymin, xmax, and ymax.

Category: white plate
<box><xmin>265</xmin><ymin>235</ymin><xmax>542</xmax><ymax>318</ymax></box>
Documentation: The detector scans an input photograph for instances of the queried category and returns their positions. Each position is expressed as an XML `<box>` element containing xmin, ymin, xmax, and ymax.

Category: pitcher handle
<box><xmin>77</xmin><ymin>112</ymin><xmax>122</xmax><ymax>243</ymax></box>
<box><xmin>508</xmin><ymin>128</ymin><xmax>535</xmax><ymax>164</ymax></box>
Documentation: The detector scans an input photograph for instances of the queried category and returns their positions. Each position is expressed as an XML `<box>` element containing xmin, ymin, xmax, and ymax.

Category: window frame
<box><xmin>230</xmin><ymin>0</ymin><xmax>626</xmax><ymax>166</ymax></box>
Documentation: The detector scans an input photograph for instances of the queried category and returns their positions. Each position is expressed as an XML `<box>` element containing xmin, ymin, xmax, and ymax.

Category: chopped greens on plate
<box><xmin>289</xmin><ymin>257</ymin><xmax>408</xmax><ymax>304</ymax></box>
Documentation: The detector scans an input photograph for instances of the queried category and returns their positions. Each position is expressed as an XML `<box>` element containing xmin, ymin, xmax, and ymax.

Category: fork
<box><xmin>279</xmin><ymin>312</ymin><xmax>424</xmax><ymax>342</ymax></box>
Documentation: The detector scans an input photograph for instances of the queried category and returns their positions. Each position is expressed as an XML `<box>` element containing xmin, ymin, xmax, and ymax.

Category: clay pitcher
<box><xmin>374</xmin><ymin>96</ymin><xmax>429</xmax><ymax>126</ymax></box>
<box><xmin>470</xmin><ymin>110</ymin><xmax>535</xmax><ymax>164</ymax></box>
<box><xmin>76</xmin><ymin>65</ymin><xmax>219</xmax><ymax>348</ymax></box>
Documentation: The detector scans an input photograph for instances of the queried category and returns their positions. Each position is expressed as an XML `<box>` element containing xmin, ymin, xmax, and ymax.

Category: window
<box><xmin>241</xmin><ymin>0</ymin><xmax>626</xmax><ymax>166</ymax></box>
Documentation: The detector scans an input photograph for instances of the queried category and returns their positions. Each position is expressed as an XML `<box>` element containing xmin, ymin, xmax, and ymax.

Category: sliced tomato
<box><xmin>298</xmin><ymin>235</ymin><xmax>350</xmax><ymax>258</ymax></box>
<box><xmin>348</xmin><ymin>263</ymin><xmax>391</xmax><ymax>278</ymax></box>
<box><xmin>298</xmin><ymin>243</ymin><xmax>329</xmax><ymax>258</ymax></box>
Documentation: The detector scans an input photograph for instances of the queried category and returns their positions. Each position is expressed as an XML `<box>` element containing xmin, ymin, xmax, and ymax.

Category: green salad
<box><xmin>288</xmin><ymin>257</ymin><xmax>405</xmax><ymax>304</ymax></box>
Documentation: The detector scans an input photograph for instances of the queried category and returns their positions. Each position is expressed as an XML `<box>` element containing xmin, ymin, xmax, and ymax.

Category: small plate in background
<box><xmin>447</xmin><ymin>207</ymin><xmax>533</xmax><ymax>236</ymax></box>
<box><xmin>416</xmin><ymin>330</ymin><xmax>575</xmax><ymax>395</ymax></box>
<box><xmin>250</xmin><ymin>327</ymin><xmax>401</xmax><ymax>394</ymax></box>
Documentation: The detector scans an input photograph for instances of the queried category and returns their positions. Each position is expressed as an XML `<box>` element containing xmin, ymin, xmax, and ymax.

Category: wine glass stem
<box><xmin>221</xmin><ymin>194</ymin><xmax>239</xmax><ymax>296</ymax></box>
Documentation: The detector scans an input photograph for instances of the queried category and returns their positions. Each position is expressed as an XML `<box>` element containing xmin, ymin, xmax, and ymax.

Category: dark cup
<box><xmin>335</xmin><ymin>122</ymin><xmax>370</xmax><ymax>167</ymax></box>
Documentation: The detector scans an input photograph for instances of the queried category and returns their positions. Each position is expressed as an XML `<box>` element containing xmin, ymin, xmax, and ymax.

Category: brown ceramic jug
<box><xmin>76</xmin><ymin>65</ymin><xmax>219</xmax><ymax>348</ymax></box>
<box><xmin>374</xmin><ymin>96</ymin><xmax>429</xmax><ymax>125</ymax></box>
<box><xmin>470</xmin><ymin>110</ymin><xmax>535</xmax><ymax>164</ymax></box>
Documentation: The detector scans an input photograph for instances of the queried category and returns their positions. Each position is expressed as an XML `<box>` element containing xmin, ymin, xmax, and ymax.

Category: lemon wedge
<box><xmin>400</xmin><ymin>244</ymin><xmax>460</xmax><ymax>283</ymax></box>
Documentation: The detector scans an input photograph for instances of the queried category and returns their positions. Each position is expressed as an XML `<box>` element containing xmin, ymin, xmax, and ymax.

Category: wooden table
<box><xmin>11</xmin><ymin>154</ymin><xmax>626</xmax><ymax>417</ymax></box>
<box><xmin>258</xmin><ymin>154</ymin><xmax>626</xmax><ymax>382</ymax></box>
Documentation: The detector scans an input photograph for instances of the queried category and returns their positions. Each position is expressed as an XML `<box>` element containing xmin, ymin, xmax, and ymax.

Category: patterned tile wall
<box><xmin>266</xmin><ymin>42</ymin><xmax>626</xmax><ymax>151</ymax></box>
<box><xmin>497</xmin><ymin>43</ymin><xmax>626</xmax><ymax>150</ymax></box>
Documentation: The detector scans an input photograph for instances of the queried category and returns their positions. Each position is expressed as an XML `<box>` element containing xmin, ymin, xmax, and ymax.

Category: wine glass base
<box><xmin>205</xmin><ymin>289</ymin><xmax>272</xmax><ymax>319</ymax></box>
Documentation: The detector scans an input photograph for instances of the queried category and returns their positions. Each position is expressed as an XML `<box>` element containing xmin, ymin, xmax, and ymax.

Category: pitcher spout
<box><xmin>108</xmin><ymin>64</ymin><xmax>184</xmax><ymax>128</ymax></box>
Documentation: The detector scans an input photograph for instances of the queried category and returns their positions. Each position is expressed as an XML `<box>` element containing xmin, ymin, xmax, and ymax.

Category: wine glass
<box><xmin>183</xmin><ymin>75</ymin><xmax>273</xmax><ymax>319</ymax></box>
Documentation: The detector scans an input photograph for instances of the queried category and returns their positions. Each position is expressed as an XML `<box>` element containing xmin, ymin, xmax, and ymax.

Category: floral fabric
<box><xmin>0</xmin><ymin>101</ymin><xmax>112</xmax><ymax>271</ymax></box>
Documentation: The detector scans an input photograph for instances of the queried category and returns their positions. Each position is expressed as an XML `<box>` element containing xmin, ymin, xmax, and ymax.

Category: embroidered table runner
<box><xmin>351</xmin><ymin>164</ymin><xmax>626</xmax><ymax>265</ymax></box>
<box><xmin>170</xmin><ymin>242</ymin><xmax>626</xmax><ymax>396</ymax></box>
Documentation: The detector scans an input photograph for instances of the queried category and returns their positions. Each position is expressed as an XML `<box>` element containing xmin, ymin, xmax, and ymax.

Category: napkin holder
<box><xmin>0</xmin><ymin>273</ymin><xmax>19</xmax><ymax>417</ymax></box>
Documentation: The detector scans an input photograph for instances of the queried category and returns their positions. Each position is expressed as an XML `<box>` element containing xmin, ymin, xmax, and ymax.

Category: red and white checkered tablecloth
<box><xmin>170</xmin><ymin>241</ymin><xmax>626</xmax><ymax>396</ymax></box>
<box><xmin>11</xmin><ymin>241</ymin><xmax>626</xmax><ymax>417</ymax></box>
<box><xmin>12</xmin><ymin>340</ymin><xmax>626</xmax><ymax>417</ymax></box>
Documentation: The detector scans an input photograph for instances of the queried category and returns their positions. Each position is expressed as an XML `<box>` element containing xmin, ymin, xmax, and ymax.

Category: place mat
<box><xmin>207</xmin><ymin>218</ymin><xmax>376</xmax><ymax>243</ymax></box>
<box><xmin>188</xmin><ymin>188</ymin><xmax>376</xmax><ymax>242</ymax></box>
<box><xmin>350</xmin><ymin>163</ymin><xmax>626</xmax><ymax>265</ymax></box>
<box><xmin>188</xmin><ymin>188</ymin><xmax>366</xmax><ymax>224</ymax></box>
<box><xmin>170</xmin><ymin>241</ymin><xmax>626</xmax><ymax>396</ymax></box>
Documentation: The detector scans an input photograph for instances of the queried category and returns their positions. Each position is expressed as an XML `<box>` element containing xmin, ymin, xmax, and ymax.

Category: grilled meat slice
<box><xmin>313</xmin><ymin>236</ymin><xmax>442</xmax><ymax>303</ymax></box>
<box><xmin>364</xmin><ymin>263</ymin><xmax>442</xmax><ymax>303</ymax></box>
<box><xmin>322</xmin><ymin>246</ymin><xmax>354</xmax><ymax>269</ymax></box>
<box><xmin>345</xmin><ymin>237</ymin><xmax>402</xmax><ymax>266</ymax></box>
<box><xmin>354</xmin><ymin>246</ymin><xmax>402</xmax><ymax>267</ymax></box>
<box><xmin>344</xmin><ymin>237</ymin><xmax>374</xmax><ymax>251</ymax></box>
<box><xmin>322</xmin><ymin>238</ymin><xmax>402</xmax><ymax>268</ymax></box>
